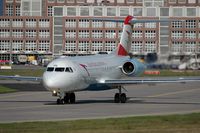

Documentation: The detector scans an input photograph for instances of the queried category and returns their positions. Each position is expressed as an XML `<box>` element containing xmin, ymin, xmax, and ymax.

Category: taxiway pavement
<box><xmin>0</xmin><ymin>81</ymin><xmax>200</xmax><ymax>123</ymax></box>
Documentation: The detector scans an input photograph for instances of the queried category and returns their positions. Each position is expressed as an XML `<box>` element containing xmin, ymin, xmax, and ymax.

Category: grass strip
<box><xmin>0</xmin><ymin>85</ymin><xmax>16</xmax><ymax>94</ymax></box>
<box><xmin>0</xmin><ymin>113</ymin><xmax>200</xmax><ymax>133</ymax></box>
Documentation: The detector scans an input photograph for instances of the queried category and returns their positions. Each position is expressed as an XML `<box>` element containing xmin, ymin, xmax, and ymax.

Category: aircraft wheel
<box><xmin>69</xmin><ymin>93</ymin><xmax>76</xmax><ymax>104</ymax></box>
<box><xmin>56</xmin><ymin>99</ymin><xmax>60</xmax><ymax>104</ymax></box>
<box><xmin>120</xmin><ymin>93</ymin><xmax>127</xmax><ymax>103</ymax></box>
<box><xmin>64</xmin><ymin>93</ymin><xmax>69</xmax><ymax>104</ymax></box>
<box><xmin>60</xmin><ymin>99</ymin><xmax>65</xmax><ymax>104</ymax></box>
<box><xmin>114</xmin><ymin>93</ymin><xmax>120</xmax><ymax>103</ymax></box>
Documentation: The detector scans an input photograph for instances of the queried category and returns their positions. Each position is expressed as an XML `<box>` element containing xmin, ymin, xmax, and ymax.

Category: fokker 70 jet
<box><xmin>1</xmin><ymin>15</ymin><xmax>200</xmax><ymax>104</ymax></box>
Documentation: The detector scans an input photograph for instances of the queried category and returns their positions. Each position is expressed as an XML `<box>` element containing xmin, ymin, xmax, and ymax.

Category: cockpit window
<box><xmin>65</xmin><ymin>67</ymin><xmax>73</xmax><ymax>73</ymax></box>
<box><xmin>47</xmin><ymin>67</ymin><xmax>54</xmax><ymax>72</ymax></box>
<box><xmin>55</xmin><ymin>67</ymin><xmax>65</xmax><ymax>72</ymax></box>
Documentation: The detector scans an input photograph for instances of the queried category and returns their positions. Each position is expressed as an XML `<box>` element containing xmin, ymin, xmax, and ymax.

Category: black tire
<box><xmin>120</xmin><ymin>93</ymin><xmax>127</xmax><ymax>103</ymax></box>
<box><xmin>64</xmin><ymin>93</ymin><xmax>69</xmax><ymax>104</ymax></box>
<box><xmin>114</xmin><ymin>93</ymin><xmax>120</xmax><ymax>103</ymax></box>
<box><xmin>60</xmin><ymin>99</ymin><xmax>65</xmax><ymax>104</ymax></box>
<box><xmin>69</xmin><ymin>93</ymin><xmax>76</xmax><ymax>104</ymax></box>
<box><xmin>56</xmin><ymin>99</ymin><xmax>60</xmax><ymax>104</ymax></box>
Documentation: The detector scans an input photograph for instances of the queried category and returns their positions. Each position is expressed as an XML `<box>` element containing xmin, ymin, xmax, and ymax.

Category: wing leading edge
<box><xmin>102</xmin><ymin>77</ymin><xmax>200</xmax><ymax>85</ymax></box>
<box><xmin>0</xmin><ymin>75</ymin><xmax>42</xmax><ymax>82</ymax></box>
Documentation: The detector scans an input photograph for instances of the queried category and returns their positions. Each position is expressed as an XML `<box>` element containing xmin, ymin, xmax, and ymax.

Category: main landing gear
<box><xmin>114</xmin><ymin>86</ymin><xmax>127</xmax><ymax>103</ymax></box>
<box><xmin>57</xmin><ymin>92</ymin><xmax>76</xmax><ymax>104</ymax></box>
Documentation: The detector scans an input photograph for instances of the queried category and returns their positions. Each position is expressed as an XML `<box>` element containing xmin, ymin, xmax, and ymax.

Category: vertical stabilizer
<box><xmin>116</xmin><ymin>15</ymin><xmax>133</xmax><ymax>56</ymax></box>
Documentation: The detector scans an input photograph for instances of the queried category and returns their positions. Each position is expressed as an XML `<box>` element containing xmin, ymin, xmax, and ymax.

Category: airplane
<box><xmin>0</xmin><ymin>15</ymin><xmax>200</xmax><ymax>104</ymax></box>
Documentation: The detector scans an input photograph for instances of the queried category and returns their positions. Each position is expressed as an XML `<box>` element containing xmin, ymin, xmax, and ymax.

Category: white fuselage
<box><xmin>43</xmin><ymin>54</ymin><xmax>129</xmax><ymax>93</ymax></box>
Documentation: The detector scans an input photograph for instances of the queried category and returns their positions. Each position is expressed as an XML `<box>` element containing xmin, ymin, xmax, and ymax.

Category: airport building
<box><xmin>0</xmin><ymin>0</ymin><xmax>200</xmax><ymax>62</ymax></box>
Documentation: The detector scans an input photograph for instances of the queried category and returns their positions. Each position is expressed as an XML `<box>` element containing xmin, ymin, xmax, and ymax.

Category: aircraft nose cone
<box><xmin>43</xmin><ymin>73</ymin><xmax>57</xmax><ymax>90</ymax></box>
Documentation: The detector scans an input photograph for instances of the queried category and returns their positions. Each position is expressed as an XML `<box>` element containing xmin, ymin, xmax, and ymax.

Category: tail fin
<box><xmin>116</xmin><ymin>15</ymin><xmax>133</xmax><ymax>56</ymax></box>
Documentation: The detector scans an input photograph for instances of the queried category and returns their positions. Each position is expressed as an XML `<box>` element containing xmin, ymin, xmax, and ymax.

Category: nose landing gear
<box><xmin>57</xmin><ymin>92</ymin><xmax>76</xmax><ymax>104</ymax></box>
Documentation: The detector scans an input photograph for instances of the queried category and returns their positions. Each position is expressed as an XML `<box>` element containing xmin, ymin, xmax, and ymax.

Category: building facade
<box><xmin>0</xmin><ymin>0</ymin><xmax>200</xmax><ymax>61</ymax></box>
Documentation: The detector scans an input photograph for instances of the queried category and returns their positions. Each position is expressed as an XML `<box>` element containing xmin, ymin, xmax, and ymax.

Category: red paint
<box><xmin>124</xmin><ymin>15</ymin><xmax>134</xmax><ymax>25</ymax></box>
<box><xmin>117</xmin><ymin>44</ymin><xmax>128</xmax><ymax>56</ymax></box>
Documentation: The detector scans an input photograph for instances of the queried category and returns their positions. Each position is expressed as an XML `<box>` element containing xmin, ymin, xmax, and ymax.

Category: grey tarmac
<box><xmin>0</xmin><ymin>81</ymin><xmax>200</xmax><ymax>123</ymax></box>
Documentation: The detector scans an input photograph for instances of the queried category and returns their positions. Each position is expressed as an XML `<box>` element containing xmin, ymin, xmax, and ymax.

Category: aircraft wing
<box><xmin>103</xmin><ymin>77</ymin><xmax>200</xmax><ymax>85</ymax></box>
<box><xmin>0</xmin><ymin>75</ymin><xmax>42</xmax><ymax>82</ymax></box>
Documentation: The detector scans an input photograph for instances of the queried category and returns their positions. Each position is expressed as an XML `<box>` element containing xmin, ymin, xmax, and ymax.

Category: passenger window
<box><xmin>47</xmin><ymin>67</ymin><xmax>54</xmax><ymax>72</ymax></box>
<box><xmin>55</xmin><ymin>67</ymin><xmax>65</xmax><ymax>72</ymax></box>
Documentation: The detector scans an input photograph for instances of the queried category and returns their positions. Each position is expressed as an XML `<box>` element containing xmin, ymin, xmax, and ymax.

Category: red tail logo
<box><xmin>117</xmin><ymin>44</ymin><xmax>128</xmax><ymax>56</ymax></box>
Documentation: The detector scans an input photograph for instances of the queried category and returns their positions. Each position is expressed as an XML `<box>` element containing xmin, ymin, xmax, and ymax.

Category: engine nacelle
<box><xmin>121</xmin><ymin>59</ymin><xmax>146</xmax><ymax>76</ymax></box>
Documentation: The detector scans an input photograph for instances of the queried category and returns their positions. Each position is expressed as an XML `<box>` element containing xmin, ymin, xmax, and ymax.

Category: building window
<box><xmin>0</xmin><ymin>40</ymin><xmax>10</xmax><ymax>51</ymax></box>
<box><xmin>48</xmin><ymin>0</ymin><xmax>55</xmax><ymax>3</ymax></box>
<box><xmin>185</xmin><ymin>42</ymin><xmax>196</xmax><ymax>53</ymax></box>
<box><xmin>6</xmin><ymin>4</ymin><xmax>13</xmax><ymax>16</ymax></box>
<box><xmin>105</xmin><ymin>30</ymin><xmax>115</xmax><ymax>38</ymax></box>
<box><xmin>39</xmin><ymin>30</ymin><xmax>50</xmax><ymax>38</ymax></box>
<box><xmin>0</xmin><ymin>29</ymin><xmax>10</xmax><ymax>38</ymax></box>
<box><xmin>120</xmin><ymin>8</ymin><xmax>129</xmax><ymax>16</ymax></box>
<box><xmin>12</xmin><ymin>30</ymin><xmax>23</xmax><ymax>38</ymax></box>
<box><xmin>188</xmin><ymin>0</ymin><xmax>196</xmax><ymax>3</ymax></box>
<box><xmin>105</xmin><ymin>41</ymin><xmax>116</xmax><ymax>52</ymax></box>
<box><xmin>92</xmin><ymin>30</ymin><xmax>103</xmax><ymax>39</ymax></box>
<box><xmin>15</xmin><ymin>5</ymin><xmax>21</xmax><ymax>16</ymax></box>
<box><xmin>25</xmin><ymin>30</ymin><xmax>37</xmax><ymax>38</ymax></box>
<box><xmin>79</xmin><ymin>19</ymin><xmax>89</xmax><ymax>28</ymax></box>
<box><xmin>160</xmin><ymin>8</ymin><xmax>169</xmax><ymax>16</ymax></box>
<box><xmin>144</xmin><ymin>41</ymin><xmax>156</xmax><ymax>53</ymax></box>
<box><xmin>12</xmin><ymin>19</ymin><xmax>23</xmax><ymax>27</ymax></box>
<box><xmin>12</xmin><ymin>40</ymin><xmax>23</xmax><ymax>51</ymax></box>
<box><xmin>187</xmin><ymin>8</ymin><xmax>196</xmax><ymax>17</ymax></box>
<box><xmin>0</xmin><ymin>19</ymin><xmax>10</xmax><ymax>27</ymax></box>
<box><xmin>38</xmin><ymin>41</ymin><xmax>50</xmax><ymax>51</ymax></box>
<box><xmin>65</xmin><ymin>19</ymin><xmax>76</xmax><ymax>28</ymax></box>
<box><xmin>80</xmin><ymin>7</ymin><xmax>89</xmax><ymax>16</ymax></box>
<box><xmin>172</xmin><ymin>21</ymin><xmax>182</xmax><ymax>28</ymax></box>
<box><xmin>131</xmin><ymin>41</ymin><xmax>143</xmax><ymax>53</ymax></box>
<box><xmin>25</xmin><ymin>19</ymin><xmax>37</xmax><ymax>27</ymax></box>
<box><xmin>67</xmin><ymin>7</ymin><xmax>76</xmax><ymax>16</ymax></box>
<box><xmin>145</xmin><ymin>31</ymin><xmax>156</xmax><ymax>39</ymax></box>
<box><xmin>78</xmin><ymin>41</ymin><xmax>90</xmax><ymax>51</ymax></box>
<box><xmin>145</xmin><ymin>23</ymin><xmax>156</xmax><ymax>28</ymax></box>
<box><xmin>178</xmin><ymin>0</ymin><xmax>186</xmax><ymax>3</ymax></box>
<box><xmin>25</xmin><ymin>41</ymin><xmax>37</xmax><ymax>51</ymax></box>
<box><xmin>47</xmin><ymin>6</ymin><xmax>53</xmax><ymax>16</ymax></box>
<box><xmin>185</xmin><ymin>31</ymin><xmax>196</xmax><ymax>39</ymax></box>
<box><xmin>146</xmin><ymin>8</ymin><xmax>156</xmax><ymax>17</ymax></box>
<box><xmin>94</xmin><ymin>7</ymin><xmax>103</xmax><ymax>16</ymax></box>
<box><xmin>105</xmin><ymin>22</ymin><xmax>116</xmax><ymax>28</ymax></box>
<box><xmin>132</xmin><ymin>31</ymin><xmax>142</xmax><ymax>39</ymax></box>
<box><xmin>92</xmin><ymin>20</ymin><xmax>103</xmax><ymax>28</ymax></box>
<box><xmin>173</xmin><ymin>8</ymin><xmax>183</xmax><ymax>16</ymax></box>
<box><xmin>91</xmin><ymin>41</ymin><xmax>103</xmax><ymax>51</ymax></box>
<box><xmin>65</xmin><ymin>30</ymin><xmax>76</xmax><ymax>38</ymax></box>
<box><xmin>171</xmin><ymin>42</ymin><xmax>183</xmax><ymax>53</ymax></box>
<box><xmin>107</xmin><ymin>7</ymin><xmax>116</xmax><ymax>16</ymax></box>
<box><xmin>133</xmin><ymin>8</ymin><xmax>142</xmax><ymax>16</ymax></box>
<box><xmin>39</xmin><ymin>19</ymin><xmax>50</xmax><ymax>27</ymax></box>
<box><xmin>65</xmin><ymin>41</ymin><xmax>76</xmax><ymax>51</ymax></box>
<box><xmin>172</xmin><ymin>31</ymin><xmax>183</xmax><ymax>39</ymax></box>
<box><xmin>78</xmin><ymin>30</ymin><xmax>89</xmax><ymax>38</ymax></box>
<box><xmin>185</xmin><ymin>20</ymin><xmax>196</xmax><ymax>28</ymax></box>
<box><xmin>66</xmin><ymin>0</ymin><xmax>74</xmax><ymax>3</ymax></box>
<box><xmin>134</xmin><ymin>23</ymin><xmax>143</xmax><ymax>28</ymax></box>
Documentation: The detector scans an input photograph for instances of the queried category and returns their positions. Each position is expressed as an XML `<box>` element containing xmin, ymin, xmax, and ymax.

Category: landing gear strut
<box><xmin>114</xmin><ymin>86</ymin><xmax>127</xmax><ymax>103</ymax></box>
<box><xmin>57</xmin><ymin>92</ymin><xmax>76</xmax><ymax>104</ymax></box>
